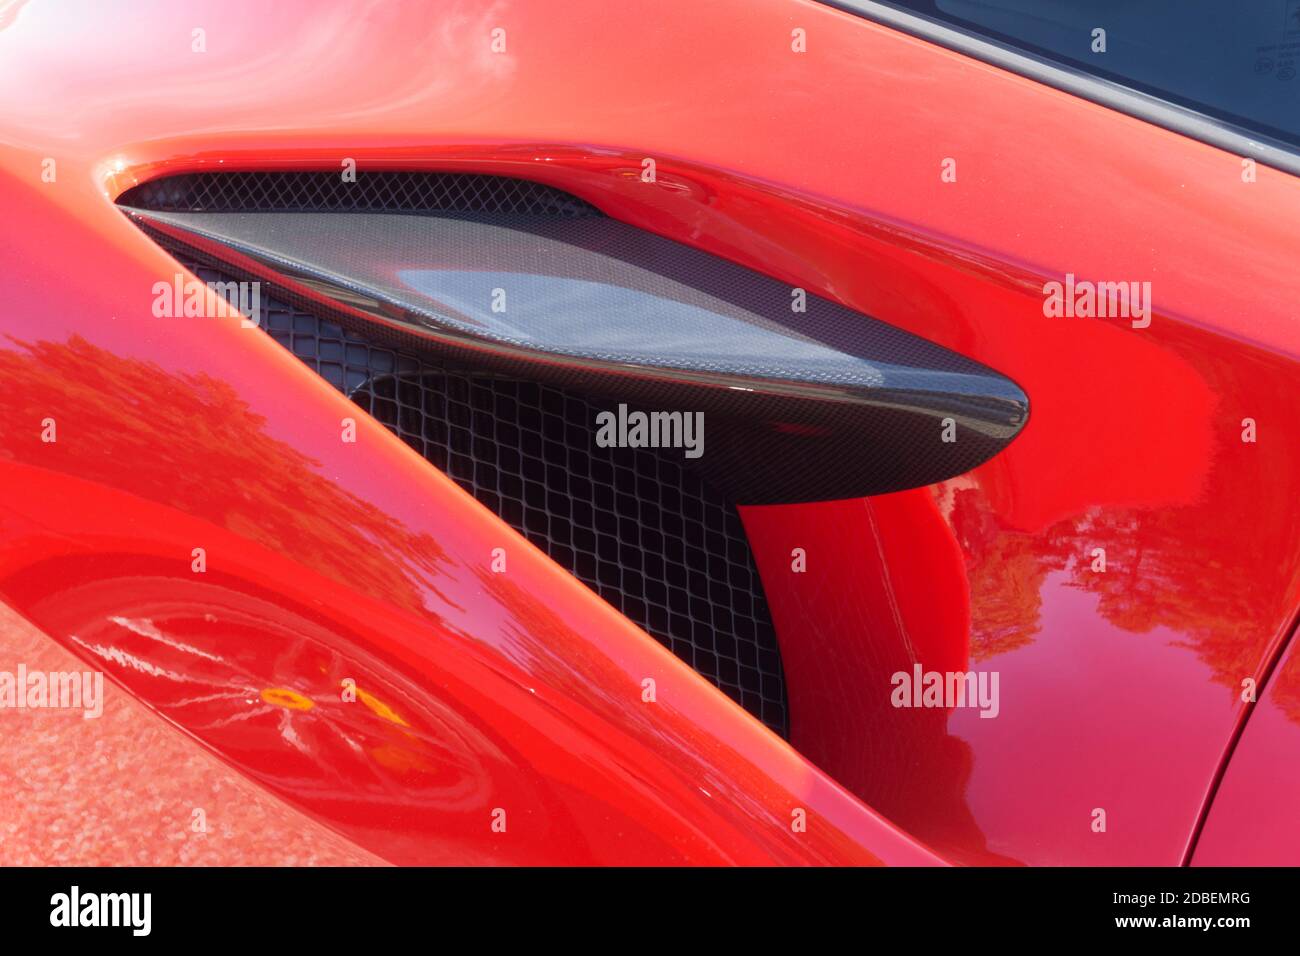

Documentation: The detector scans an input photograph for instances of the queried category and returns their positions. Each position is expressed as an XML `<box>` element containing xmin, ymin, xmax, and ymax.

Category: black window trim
<box><xmin>819</xmin><ymin>0</ymin><xmax>1300</xmax><ymax>178</ymax></box>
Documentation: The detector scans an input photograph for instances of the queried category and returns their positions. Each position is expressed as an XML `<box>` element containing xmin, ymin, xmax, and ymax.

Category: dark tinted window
<box><xmin>884</xmin><ymin>1</ymin><xmax>1300</xmax><ymax>148</ymax></box>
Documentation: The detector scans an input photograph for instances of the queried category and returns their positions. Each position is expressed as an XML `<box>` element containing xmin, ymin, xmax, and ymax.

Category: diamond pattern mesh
<box><xmin>179</xmin><ymin>259</ymin><xmax>788</xmax><ymax>736</ymax></box>
<box><xmin>118</xmin><ymin>172</ymin><xmax>602</xmax><ymax>218</ymax></box>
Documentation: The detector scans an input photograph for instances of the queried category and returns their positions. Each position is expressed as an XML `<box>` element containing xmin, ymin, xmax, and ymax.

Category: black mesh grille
<box><xmin>178</xmin><ymin>259</ymin><xmax>788</xmax><ymax>736</ymax></box>
<box><xmin>118</xmin><ymin>171</ymin><xmax>602</xmax><ymax>218</ymax></box>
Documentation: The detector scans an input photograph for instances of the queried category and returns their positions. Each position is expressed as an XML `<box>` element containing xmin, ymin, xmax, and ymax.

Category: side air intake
<box><xmin>120</xmin><ymin>171</ymin><xmax>1029</xmax><ymax>505</ymax></box>
<box><xmin>117</xmin><ymin>170</ymin><xmax>603</xmax><ymax>218</ymax></box>
<box><xmin>119</xmin><ymin>169</ymin><xmax>1034</xmax><ymax>737</ymax></box>
<box><xmin>175</xmin><ymin>254</ymin><xmax>790</xmax><ymax>737</ymax></box>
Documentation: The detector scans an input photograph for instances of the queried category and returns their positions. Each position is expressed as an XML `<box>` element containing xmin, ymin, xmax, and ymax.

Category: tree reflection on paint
<box><xmin>0</xmin><ymin>334</ymin><xmax>454</xmax><ymax>615</ymax></box>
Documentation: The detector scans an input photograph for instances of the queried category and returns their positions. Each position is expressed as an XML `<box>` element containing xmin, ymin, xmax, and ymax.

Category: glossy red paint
<box><xmin>0</xmin><ymin>457</ymin><xmax>937</xmax><ymax>865</ymax></box>
<box><xmin>0</xmin><ymin>0</ymin><xmax>1297</xmax><ymax>865</ymax></box>
<box><xmin>1191</xmin><ymin>614</ymin><xmax>1300</xmax><ymax>866</ymax></box>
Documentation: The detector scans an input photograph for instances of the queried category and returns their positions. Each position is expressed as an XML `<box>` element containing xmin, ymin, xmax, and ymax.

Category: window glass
<box><xmin>885</xmin><ymin>1</ymin><xmax>1300</xmax><ymax>148</ymax></box>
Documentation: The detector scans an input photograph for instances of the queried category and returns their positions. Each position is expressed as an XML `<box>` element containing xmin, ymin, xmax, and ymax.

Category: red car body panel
<box><xmin>1192</xmin><ymin>628</ymin><xmax>1300</xmax><ymax>866</ymax></box>
<box><xmin>0</xmin><ymin>0</ymin><xmax>1297</xmax><ymax>864</ymax></box>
